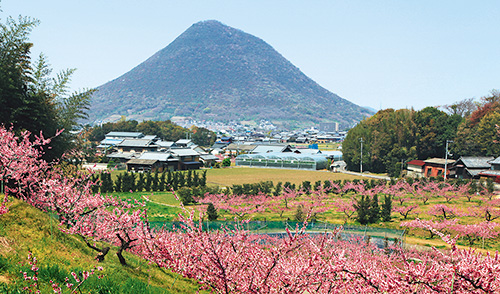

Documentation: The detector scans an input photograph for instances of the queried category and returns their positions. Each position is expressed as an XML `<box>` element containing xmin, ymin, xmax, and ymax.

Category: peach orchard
<box><xmin>1</xmin><ymin>125</ymin><xmax>500</xmax><ymax>293</ymax></box>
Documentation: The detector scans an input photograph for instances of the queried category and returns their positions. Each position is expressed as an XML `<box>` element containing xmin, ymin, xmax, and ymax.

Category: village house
<box><xmin>169</xmin><ymin>148</ymin><xmax>202</xmax><ymax>170</ymax></box>
<box><xmin>479</xmin><ymin>157</ymin><xmax>500</xmax><ymax>182</ymax></box>
<box><xmin>97</xmin><ymin>131</ymin><xmax>145</xmax><ymax>150</ymax></box>
<box><xmin>406</xmin><ymin>159</ymin><xmax>425</xmax><ymax>178</ymax></box>
<box><xmin>448</xmin><ymin>156</ymin><xmax>494</xmax><ymax>179</ymax></box>
<box><xmin>422</xmin><ymin>158</ymin><xmax>456</xmax><ymax>178</ymax></box>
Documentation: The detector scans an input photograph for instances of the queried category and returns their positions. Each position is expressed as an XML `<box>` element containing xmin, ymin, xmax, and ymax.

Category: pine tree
<box><xmin>121</xmin><ymin>172</ymin><xmax>131</xmax><ymax>192</ymax></box>
<box><xmin>368</xmin><ymin>194</ymin><xmax>380</xmax><ymax>224</ymax></box>
<box><xmin>171</xmin><ymin>172</ymin><xmax>178</xmax><ymax>190</ymax></box>
<box><xmin>136</xmin><ymin>173</ymin><xmax>145</xmax><ymax>192</ymax></box>
<box><xmin>178</xmin><ymin>172</ymin><xmax>185</xmax><ymax>188</ymax></box>
<box><xmin>273</xmin><ymin>182</ymin><xmax>283</xmax><ymax>196</ymax></box>
<box><xmin>144</xmin><ymin>172</ymin><xmax>152</xmax><ymax>191</ymax></box>
<box><xmin>284</xmin><ymin>182</ymin><xmax>292</xmax><ymax>191</ymax></box>
<box><xmin>192</xmin><ymin>171</ymin><xmax>200</xmax><ymax>187</ymax></box>
<box><xmin>177</xmin><ymin>187</ymin><xmax>193</xmax><ymax>205</ymax></box>
<box><xmin>114</xmin><ymin>173</ymin><xmax>123</xmax><ymax>192</ymax></box>
<box><xmin>323</xmin><ymin>180</ymin><xmax>332</xmax><ymax>193</ymax></box>
<box><xmin>201</xmin><ymin>170</ymin><xmax>207</xmax><ymax>187</ymax></box>
<box><xmin>152</xmin><ymin>171</ymin><xmax>159</xmax><ymax>192</ymax></box>
<box><xmin>106</xmin><ymin>173</ymin><xmax>114</xmax><ymax>193</ymax></box>
<box><xmin>354</xmin><ymin>195</ymin><xmax>370</xmax><ymax>225</ymax></box>
<box><xmin>301</xmin><ymin>181</ymin><xmax>311</xmax><ymax>194</ymax></box>
<box><xmin>158</xmin><ymin>171</ymin><xmax>165</xmax><ymax>192</ymax></box>
<box><xmin>206</xmin><ymin>203</ymin><xmax>218</xmax><ymax>221</ymax></box>
<box><xmin>166</xmin><ymin>170</ymin><xmax>172</xmax><ymax>188</ymax></box>
<box><xmin>381</xmin><ymin>194</ymin><xmax>392</xmax><ymax>222</ymax></box>
<box><xmin>186</xmin><ymin>170</ymin><xmax>193</xmax><ymax>187</ymax></box>
<box><xmin>121</xmin><ymin>172</ymin><xmax>136</xmax><ymax>192</ymax></box>
<box><xmin>313</xmin><ymin>180</ymin><xmax>322</xmax><ymax>191</ymax></box>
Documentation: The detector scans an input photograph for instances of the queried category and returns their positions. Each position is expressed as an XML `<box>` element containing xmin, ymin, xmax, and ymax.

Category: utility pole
<box><xmin>360</xmin><ymin>138</ymin><xmax>364</xmax><ymax>173</ymax></box>
<box><xmin>444</xmin><ymin>140</ymin><xmax>453</xmax><ymax>181</ymax></box>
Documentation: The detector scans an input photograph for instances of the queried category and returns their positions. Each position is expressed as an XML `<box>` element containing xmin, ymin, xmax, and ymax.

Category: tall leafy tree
<box><xmin>414</xmin><ymin>107</ymin><xmax>461</xmax><ymax>160</ymax></box>
<box><xmin>0</xmin><ymin>15</ymin><xmax>95</xmax><ymax>161</ymax></box>
<box><xmin>452</xmin><ymin>91</ymin><xmax>500</xmax><ymax>157</ymax></box>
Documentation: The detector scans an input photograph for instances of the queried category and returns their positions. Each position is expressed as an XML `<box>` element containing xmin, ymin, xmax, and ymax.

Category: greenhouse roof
<box><xmin>236</xmin><ymin>152</ymin><xmax>328</xmax><ymax>163</ymax></box>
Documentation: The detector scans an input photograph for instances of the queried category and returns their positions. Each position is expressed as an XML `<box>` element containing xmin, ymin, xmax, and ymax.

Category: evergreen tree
<box><xmin>301</xmin><ymin>181</ymin><xmax>311</xmax><ymax>194</ymax></box>
<box><xmin>121</xmin><ymin>172</ymin><xmax>130</xmax><ymax>192</ymax></box>
<box><xmin>166</xmin><ymin>170</ymin><xmax>173</xmax><ymax>188</ymax></box>
<box><xmin>354</xmin><ymin>195</ymin><xmax>370</xmax><ymax>225</ymax></box>
<box><xmin>381</xmin><ymin>194</ymin><xmax>392</xmax><ymax>222</ymax></box>
<box><xmin>0</xmin><ymin>16</ymin><xmax>94</xmax><ymax>162</ymax></box>
<box><xmin>201</xmin><ymin>170</ymin><xmax>207</xmax><ymax>187</ymax></box>
<box><xmin>99</xmin><ymin>173</ymin><xmax>107</xmax><ymax>194</ymax></box>
<box><xmin>144</xmin><ymin>172</ymin><xmax>152</xmax><ymax>191</ymax></box>
<box><xmin>232</xmin><ymin>184</ymin><xmax>243</xmax><ymax>196</ymax></box>
<box><xmin>121</xmin><ymin>172</ymin><xmax>136</xmax><ymax>192</ymax></box>
<box><xmin>136</xmin><ymin>172</ymin><xmax>145</xmax><ymax>192</ymax></box>
<box><xmin>177</xmin><ymin>187</ymin><xmax>193</xmax><ymax>205</ymax></box>
<box><xmin>114</xmin><ymin>173</ymin><xmax>123</xmax><ymax>192</ymax></box>
<box><xmin>103</xmin><ymin>173</ymin><xmax>113</xmax><ymax>193</ymax></box>
<box><xmin>368</xmin><ymin>194</ymin><xmax>380</xmax><ymax>224</ymax></box>
<box><xmin>323</xmin><ymin>180</ymin><xmax>332</xmax><ymax>193</ymax></box>
<box><xmin>192</xmin><ymin>171</ymin><xmax>200</xmax><ymax>187</ymax></box>
<box><xmin>178</xmin><ymin>172</ymin><xmax>185</xmax><ymax>188</ymax></box>
<box><xmin>260</xmin><ymin>181</ymin><xmax>273</xmax><ymax>194</ymax></box>
<box><xmin>273</xmin><ymin>182</ymin><xmax>283</xmax><ymax>196</ymax></box>
<box><xmin>171</xmin><ymin>172</ymin><xmax>178</xmax><ymax>190</ymax></box>
<box><xmin>186</xmin><ymin>170</ymin><xmax>193</xmax><ymax>187</ymax></box>
<box><xmin>283</xmin><ymin>182</ymin><xmax>292</xmax><ymax>191</ymax></box>
<box><xmin>313</xmin><ymin>180</ymin><xmax>322</xmax><ymax>191</ymax></box>
<box><xmin>243</xmin><ymin>183</ymin><xmax>253</xmax><ymax>195</ymax></box>
<box><xmin>206</xmin><ymin>203</ymin><xmax>218</xmax><ymax>221</ymax></box>
<box><xmin>151</xmin><ymin>171</ymin><xmax>159</xmax><ymax>192</ymax></box>
<box><xmin>158</xmin><ymin>171</ymin><xmax>165</xmax><ymax>192</ymax></box>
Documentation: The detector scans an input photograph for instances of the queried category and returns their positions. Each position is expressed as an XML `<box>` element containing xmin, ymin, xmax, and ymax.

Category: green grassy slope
<box><xmin>0</xmin><ymin>197</ymin><xmax>203</xmax><ymax>293</ymax></box>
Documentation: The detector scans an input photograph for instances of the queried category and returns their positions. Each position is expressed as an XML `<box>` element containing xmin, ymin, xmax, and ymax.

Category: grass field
<box><xmin>205</xmin><ymin>166</ymin><xmax>361</xmax><ymax>186</ymax></box>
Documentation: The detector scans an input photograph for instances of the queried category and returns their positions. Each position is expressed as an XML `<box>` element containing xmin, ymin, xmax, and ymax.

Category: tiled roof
<box><xmin>126</xmin><ymin>159</ymin><xmax>158</xmax><ymax>165</ymax></box>
<box><xmin>106</xmin><ymin>132</ymin><xmax>143</xmax><ymax>138</ymax></box>
<box><xmin>117</xmin><ymin>139</ymin><xmax>155</xmax><ymax>148</ymax></box>
<box><xmin>424</xmin><ymin>158</ymin><xmax>455</xmax><ymax>165</ymax></box>
<box><xmin>456</xmin><ymin>156</ymin><xmax>494</xmax><ymax>168</ymax></box>
<box><xmin>170</xmin><ymin>149</ymin><xmax>200</xmax><ymax>156</ymax></box>
<box><xmin>488</xmin><ymin>156</ymin><xmax>500</xmax><ymax>165</ymax></box>
<box><xmin>407</xmin><ymin>160</ymin><xmax>425</xmax><ymax>166</ymax></box>
<box><xmin>139</xmin><ymin>152</ymin><xmax>174</xmax><ymax>161</ymax></box>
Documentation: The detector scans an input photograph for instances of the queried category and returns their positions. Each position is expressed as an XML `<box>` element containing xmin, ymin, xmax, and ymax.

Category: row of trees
<box><xmin>2</xmin><ymin>125</ymin><xmax>500</xmax><ymax>293</ymax></box>
<box><xmin>91</xmin><ymin>169</ymin><xmax>207</xmax><ymax>194</ymax></box>
<box><xmin>343</xmin><ymin>91</ymin><xmax>500</xmax><ymax>176</ymax></box>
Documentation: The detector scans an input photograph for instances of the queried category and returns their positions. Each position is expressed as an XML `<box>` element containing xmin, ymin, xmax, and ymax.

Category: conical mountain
<box><xmin>88</xmin><ymin>20</ymin><xmax>372</xmax><ymax>129</ymax></box>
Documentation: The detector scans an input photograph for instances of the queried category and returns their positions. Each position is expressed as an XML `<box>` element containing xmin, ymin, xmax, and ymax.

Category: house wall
<box><xmin>424</xmin><ymin>166</ymin><xmax>449</xmax><ymax>178</ymax></box>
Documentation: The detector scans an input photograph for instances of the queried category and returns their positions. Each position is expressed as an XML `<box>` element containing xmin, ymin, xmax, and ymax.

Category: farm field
<box><xmin>205</xmin><ymin>166</ymin><xmax>361</xmax><ymax>186</ymax></box>
<box><xmin>107</xmin><ymin>168</ymin><xmax>500</xmax><ymax>253</ymax></box>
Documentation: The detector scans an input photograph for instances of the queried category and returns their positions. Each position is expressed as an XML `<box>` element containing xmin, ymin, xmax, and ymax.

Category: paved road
<box><xmin>340</xmin><ymin>170</ymin><xmax>391</xmax><ymax>181</ymax></box>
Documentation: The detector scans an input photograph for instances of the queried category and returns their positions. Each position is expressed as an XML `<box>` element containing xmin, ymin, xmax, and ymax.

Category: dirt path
<box><xmin>141</xmin><ymin>195</ymin><xmax>179</xmax><ymax>207</ymax></box>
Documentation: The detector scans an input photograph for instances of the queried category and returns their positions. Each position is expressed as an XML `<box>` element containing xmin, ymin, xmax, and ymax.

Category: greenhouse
<box><xmin>235</xmin><ymin>152</ymin><xmax>329</xmax><ymax>170</ymax></box>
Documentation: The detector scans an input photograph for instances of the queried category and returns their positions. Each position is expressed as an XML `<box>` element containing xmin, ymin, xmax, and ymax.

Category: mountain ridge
<box><xmin>88</xmin><ymin>20</ymin><xmax>373</xmax><ymax>129</ymax></box>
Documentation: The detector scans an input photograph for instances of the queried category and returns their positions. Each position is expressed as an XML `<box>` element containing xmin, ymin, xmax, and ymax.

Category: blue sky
<box><xmin>2</xmin><ymin>0</ymin><xmax>499</xmax><ymax>111</ymax></box>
